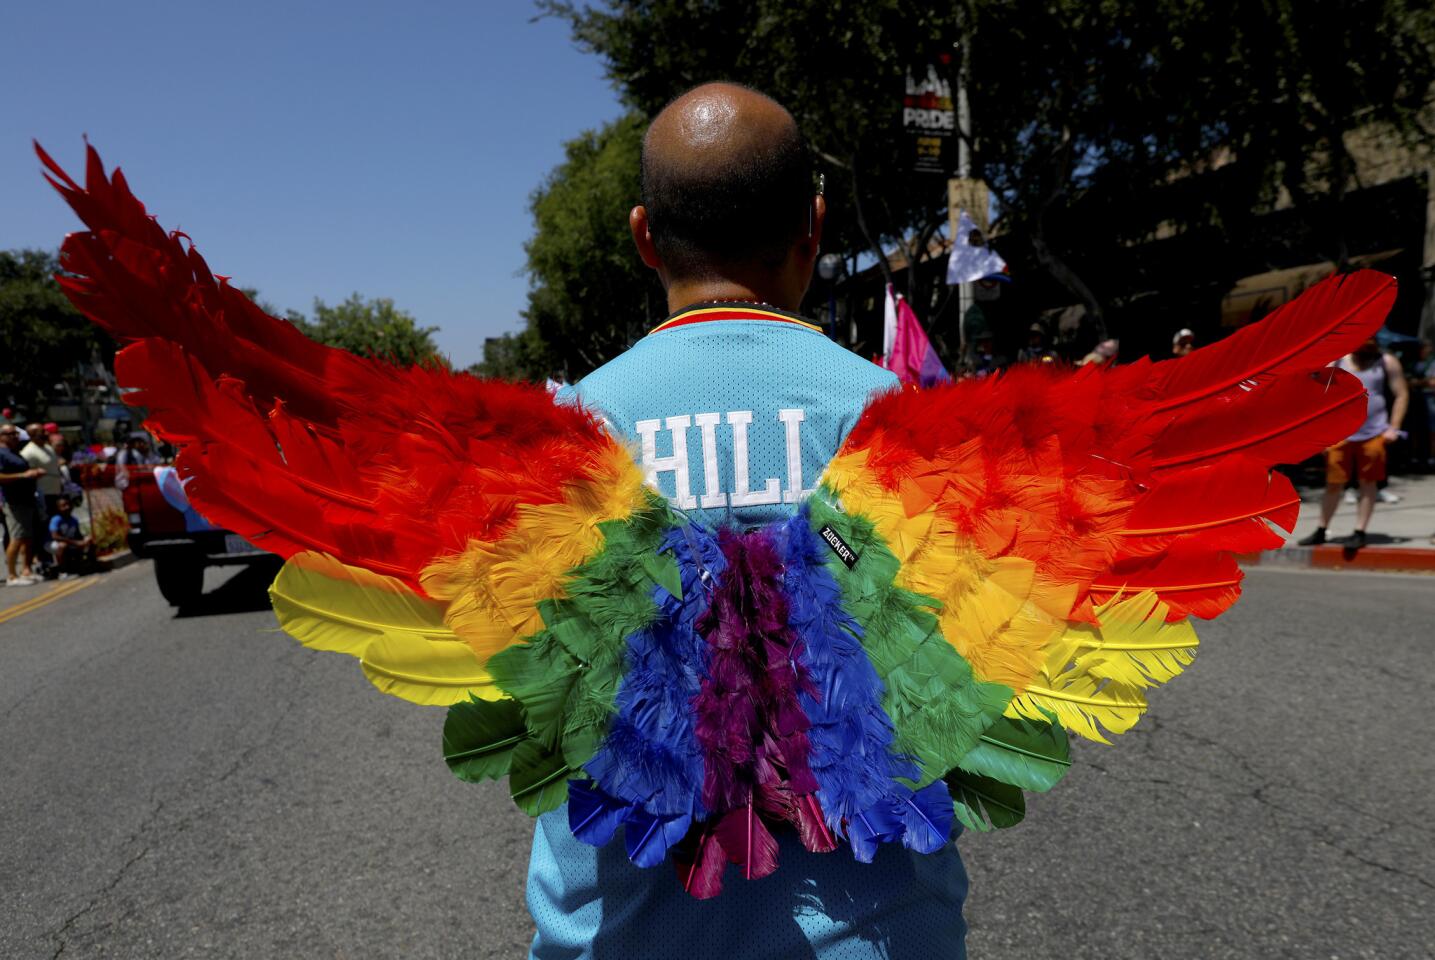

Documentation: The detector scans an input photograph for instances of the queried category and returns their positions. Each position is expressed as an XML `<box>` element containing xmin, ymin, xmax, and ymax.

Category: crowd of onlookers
<box><xmin>5</xmin><ymin>330</ymin><xmax>1434</xmax><ymax>584</ymax></box>
<box><xmin>0</xmin><ymin>412</ymin><xmax>166</xmax><ymax>587</ymax></box>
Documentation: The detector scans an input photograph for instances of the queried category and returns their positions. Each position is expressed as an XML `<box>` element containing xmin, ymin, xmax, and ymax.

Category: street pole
<box><xmin>955</xmin><ymin>37</ymin><xmax>973</xmax><ymax>365</ymax></box>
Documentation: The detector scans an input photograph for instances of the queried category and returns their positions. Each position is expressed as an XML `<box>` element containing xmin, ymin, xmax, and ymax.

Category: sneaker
<box><xmin>1378</xmin><ymin>489</ymin><xmax>1402</xmax><ymax>504</ymax></box>
<box><xmin>1345</xmin><ymin>530</ymin><xmax>1368</xmax><ymax>549</ymax></box>
<box><xmin>1297</xmin><ymin>528</ymin><xmax>1326</xmax><ymax>546</ymax></box>
<box><xmin>5</xmin><ymin>575</ymin><xmax>38</xmax><ymax>587</ymax></box>
<box><xmin>57</xmin><ymin>572</ymin><xmax>77</xmax><ymax>581</ymax></box>
<box><xmin>1343</xmin><ymin>489</ymin><xmax>1357</xmax><ymax>504</ymax></box>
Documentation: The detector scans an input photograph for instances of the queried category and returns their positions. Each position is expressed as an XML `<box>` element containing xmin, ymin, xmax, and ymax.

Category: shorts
<box><xmin>1325</xmin><ymin>436</ymin><xmax>1386</xmax><ymax>486</ymax></box>
<box><xmin>4</xmin><ymin>498</ymin><xmax>44</xmax><ymax>542</ymax></box>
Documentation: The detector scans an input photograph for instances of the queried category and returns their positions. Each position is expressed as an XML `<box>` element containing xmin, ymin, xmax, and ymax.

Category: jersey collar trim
<box><xmin>649</xmin><ymin>301</ymin><xmax>824</xmax><ymax>335</ymax></box>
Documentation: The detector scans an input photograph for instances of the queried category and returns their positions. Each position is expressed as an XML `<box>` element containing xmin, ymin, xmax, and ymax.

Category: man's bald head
<box><xmin>640</xmin><ymin>83</ymin><xmax>813</xmax><ymax>280</ymax></box>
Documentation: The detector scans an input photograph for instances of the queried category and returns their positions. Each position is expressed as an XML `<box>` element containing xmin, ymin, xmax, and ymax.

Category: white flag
<box><xmin>946</xmin><ymin>209</ymin><xmax>1007</xmax><ymax>285</ymax></box>
<box><xmin>881</xmin><ymin>283</ymin><xmax>898</xmax><ymax>362</ymax></box>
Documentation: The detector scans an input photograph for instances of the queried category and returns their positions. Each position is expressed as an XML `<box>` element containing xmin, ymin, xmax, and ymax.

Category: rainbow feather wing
<box><xmin>811</xmin><ymin>270</ymin><xmax>1392</xmax><ymax>834</ymax></box>
<box><xmin>48</xmin><ymin>143</ymin><xmax>1397</xmax><ymax>898</ymax></box>
<box><xmin>41</xmin><ymin>142</ymin><xmax>672</xmax><ymax>788</ymax></box>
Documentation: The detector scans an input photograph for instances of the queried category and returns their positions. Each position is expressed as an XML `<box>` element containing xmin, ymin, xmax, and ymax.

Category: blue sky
<box><xmin>2</xmin><ymin>1</ymin><xmax>625</xmax><ymax>367</ymax></box>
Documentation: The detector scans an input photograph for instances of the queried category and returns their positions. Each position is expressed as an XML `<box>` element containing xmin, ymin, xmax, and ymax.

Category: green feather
<box><xmin>810</xmin><ymin>493</ymin><xmax>1013</xmax><ymax>787</ymax></box>
<box><xmin>508</xmin><ymin>739</ymin><xmax>572</xmax><ymax>815</ymax></box>
<box><xmin>945</xmin><ymin>767</ymin><xmax>1027</xmax><ymax>832</ymax></box>
<box><xmin>442</xmin><ymin>695</ymin><xmax>526</xmax><ymax>783</ymax></box>
<box><xmin>481</xmin><ymin>496</ymin><xmax>680</xmax><ymax>802</ymax></box>
<box><xmin>957</xmin><ymin>709</ymin><xmax>1071</xmax><ymax>793</ymax></box>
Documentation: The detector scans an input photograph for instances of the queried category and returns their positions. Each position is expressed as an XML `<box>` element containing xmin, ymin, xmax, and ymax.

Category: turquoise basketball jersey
<box><xmin>564</xmin><ymin>306</ymin><xmax>898</xmax><ymax>530</ymax></box>
<box><xmin>530</xmin><ymin>306</ymin><xmax>969</xmax><ymax>960</ymax></box>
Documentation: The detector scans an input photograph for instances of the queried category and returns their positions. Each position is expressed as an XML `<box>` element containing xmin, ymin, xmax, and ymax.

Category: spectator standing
<box><xmin>116</xmin><ymin>433</ymin><xmax>160</xmax><ymax>467</ymax></box>
<box><xmin>22</xmin><ymin>422</ymin><xmax>65</xmax><ymax>517</ymax></box>
<box><xmin>1080</xmin><ymin>339</ymin><xmax>1119</xmax><ymax>367</ymax></box>
<box><xmin>1172</xmin><ymin>328</ymin><xmax>1195</xmax><ymax>357</ymax></box>
<box><xmin>1299</xmin><ymin>336</ymin><xmax>1409</xmax><ymax>548</ymax></box>
<box><xmin>0</xmin><ymin>424</ymin><xmax>45</xmax><ymax>585</ymax></box>
<box><xmin>1016</xmin><ymin>323</ymin><xmax>1056</xmax><ymax>364</ymax></box>
<box><xmin>1413</xmin><ymin>340</ymin><xmax>1434</xmax><ymax>469</ymax></box>
<box><xmin>114</xmin><ymin>432</ymin><xmax>160</xmax><ymax>491</ymax></box>
<box><xmin>50</xmin><ymin>432</ymin><xmax>85</xmax><ymax>503</ymax></box>
<box><xmin>47</xmin><ymin>494</ymin><xmax>96</xmax><ymax>578</ymax></box>
<box><xmin>969</xmin><ymin>332</ymin><xmax>1005</xmax><ymax>378</ymax></box>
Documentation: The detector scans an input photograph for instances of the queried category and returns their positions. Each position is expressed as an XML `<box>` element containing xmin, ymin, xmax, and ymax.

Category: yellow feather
<box><xmin>823</xmin><ymin>449</ymin><xmax>1069</xmax><ymax>693</ymax></box>
<box><xmin>270</xmin><ymin>551</ymin><xmax>498</xmax><ymax>706</ymax></box>
<box><xmin>359</xmin><ymin>633</ymin><xmax>501</xmax><ymax>706</ymax></box>
<box><xmin>824</xmin><ymin>446</ymin><xmax>1198</xmax><ymax>745</ymax></box>
<box><xmin>423</xmin><ymin>443</ymin><xmax>650</xmax><ymax>662</ymax></box>
<box><xmin>1007</xmin><ymin>591</ymin><xmax>1199</xmax><ymax>742</ymax></box>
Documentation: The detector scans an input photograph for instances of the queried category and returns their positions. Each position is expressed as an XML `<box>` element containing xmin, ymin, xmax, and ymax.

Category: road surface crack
<box><xmin>47</xmin><ymin>798</ymin><xmax>160</xmax><ymax>958</ymax></box>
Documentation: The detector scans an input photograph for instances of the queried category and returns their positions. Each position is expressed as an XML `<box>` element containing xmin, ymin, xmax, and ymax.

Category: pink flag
<box><xmin>885</xmin><ymin>293</ymin><xmax>950</xmax><ymax>387</ymax></box>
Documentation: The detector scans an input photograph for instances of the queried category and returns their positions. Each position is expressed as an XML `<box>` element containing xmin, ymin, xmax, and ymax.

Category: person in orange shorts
<box><xmin>1299</xmin><ymin>337</ymin><xmax>1409</xmax><ymax>548</ymax></box>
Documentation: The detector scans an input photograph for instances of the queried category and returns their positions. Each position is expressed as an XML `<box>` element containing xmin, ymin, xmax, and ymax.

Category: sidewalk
<box><xmin>1249</xmin><ymin>471</ymin><xmax>1435</xmax><ymax>573</ymax></box>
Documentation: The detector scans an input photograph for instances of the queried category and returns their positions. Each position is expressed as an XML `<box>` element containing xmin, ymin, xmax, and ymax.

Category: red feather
<box><xmin>41</xmin><ymin>142</ymin><xmax>617</xmax><ymax>588</ymax></box>
<box><xmin>1122</xmin><ymin>458</ymin><xmax>1301</xmax><ymax>552</ymax></box>
<box><xmin>713</xmin><ymin>802</ymin><xmax>780</xmax><ymax>881</ymax></box>
<box><xmin>1091</xmin><ymin>548</ymin><xmax>1244</xmax><ymax>621</ymax></box>
<box><xmin>1147</xmin><ymin>271</ymin><xmax>1396</xmax><ymax>413</ymax></box>
<box><xmin>1152</xmin><ymin>368</ymin><xmax>1367</xmax><ymax>472</ymax></box>
<box><xmin>674</xmin><ymin>828</ymin><xmax>729</xmax><ymax>900</ymax></box>
<box><xmin>839</xmin><ymin>270</ymin><xmax>1389</xmax><ymax>625</ymax></box>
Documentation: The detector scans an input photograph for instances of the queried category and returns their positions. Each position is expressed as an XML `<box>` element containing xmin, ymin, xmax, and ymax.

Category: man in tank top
<box><xmin>1298</xmin><ymin>336</ymin><xmax>1409</xmax><ymax>548</ymax></box>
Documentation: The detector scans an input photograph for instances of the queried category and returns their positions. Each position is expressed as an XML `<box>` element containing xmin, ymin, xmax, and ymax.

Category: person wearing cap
<box><xmin>1172</xmin><ymin>329</ymin><xmax>1195</xmax><ymax>357</ymax></box>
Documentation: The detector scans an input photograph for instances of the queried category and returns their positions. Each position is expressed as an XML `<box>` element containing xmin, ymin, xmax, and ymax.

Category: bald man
<box><xmin>534</xmin><ymin>83</ymin><xmax>968</xmax><ymax>959</ymax></box>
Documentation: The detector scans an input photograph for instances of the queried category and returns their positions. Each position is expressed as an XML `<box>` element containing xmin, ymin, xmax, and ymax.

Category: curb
<box><xmin>96</xmin><ymin>549</ymin><xmax>138</xmax><ymax>572</ymax></box>
<box><xmin>1241</xmin><ymin>544</ymin><xmax>1435</xmax><ymax>573</ymax></box>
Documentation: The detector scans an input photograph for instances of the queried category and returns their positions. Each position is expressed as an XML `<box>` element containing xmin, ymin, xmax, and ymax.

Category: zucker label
<box><xmin>819</xmin><ymin>524</ymin><xmax>859</xmax><ymax>568</ymax></box>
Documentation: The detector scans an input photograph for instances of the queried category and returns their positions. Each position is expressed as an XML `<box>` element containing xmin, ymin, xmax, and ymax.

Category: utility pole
<box><xmin>954</xmin><ymin>34</ymin><xmax>974</xmax><ymax>363</ymax></box>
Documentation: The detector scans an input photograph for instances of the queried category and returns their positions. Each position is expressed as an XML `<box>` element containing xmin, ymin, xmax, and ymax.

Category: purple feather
<box><xmin>691</xmin><ymin>528</ymin><xmax>826</xmax><ymax>864</ymax></box>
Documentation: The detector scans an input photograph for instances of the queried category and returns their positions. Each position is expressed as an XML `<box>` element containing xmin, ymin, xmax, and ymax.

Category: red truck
<box><xmin>119</xmin><ymin>464</ymin><xmax>273</xmax><ymax>606</ymax></box>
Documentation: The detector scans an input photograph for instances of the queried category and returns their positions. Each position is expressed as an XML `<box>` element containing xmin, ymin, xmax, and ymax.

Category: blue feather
<box><xmin>567</xmin><ymin>780</ymin><xmax>627</xmax><ymax>847</ymax></box>
<box><xmin>898</xmin><ymin>781</ymin><xmax>956</xmax><ymax>854</ymax></box>
<box><xmin>622</xmin><ymin>807</ymin><xmax>695</xmax><ymax>868</ymax></box>
<box><xmin>780</xmin><ymin>509</ymin><xmax>920</xmax><ymax>844</ymax></box>
<box><xmin>847</xmin><ymin>798</ymin><xmax>905</xmax><ymax>863</ymax></box>
<box><xmin>578</xmin><ymin>524</ymin><xmax>724</xmax><ymax>861</ymax></box>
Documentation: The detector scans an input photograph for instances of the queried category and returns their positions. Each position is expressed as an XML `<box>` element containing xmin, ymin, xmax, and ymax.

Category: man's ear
<box><xmin>629</xmin><ymin>205</ymin><xmax>663</xmax><ymax>270</ymax></box>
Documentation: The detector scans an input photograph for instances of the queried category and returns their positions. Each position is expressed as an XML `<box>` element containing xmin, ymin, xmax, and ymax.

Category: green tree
<box><xmin>0</xmin><ymin>249</ymin><xmax>114</xmax><ymax>414</ymax></box>
<box><xmin>539</xmin><ymin>0</ymin><xmax>1435</xmax><ymax>331</ymax></box>
<box><xmin>292</xmin><ymin>293</ymin><xmax>441</xmax><ymax>366</ymax></box>
<box><xmin>471</xmin><ymin>328</ymin><xmax>548</xmax><ymax>380</ymax></box>
<box><xmin>522</xmin><ymin>112</ymin><xmax>665</xmax><ymax>376</ymax></box>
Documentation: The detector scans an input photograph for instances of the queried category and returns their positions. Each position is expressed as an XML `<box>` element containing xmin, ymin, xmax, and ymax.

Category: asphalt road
<box><xmin>1</xmin><ymin>560</ymin><xmax>1431</xmax><ymax>959</ymax></box>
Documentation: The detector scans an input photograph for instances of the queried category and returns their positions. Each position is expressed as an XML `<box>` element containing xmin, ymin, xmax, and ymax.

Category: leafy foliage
<box><xmin>521</xmin><ymin>0</ymin><xmax>1434</xmax><ymax>365</ymax></box>
<box><xmin>522</xmin><ymin>112</ymin><xmax>665</xmax><ymax>377</ymax></box>
<box><xmin>292</xmin><ymin>293</ymin><xmax>441</xmax><ymax>366</ymax></box>
<box><xmin>0</xmin><ymin>249</ymin><xmax>114</xmax><ymax>413</ymax></box>
<box><xmin>239</xmin><ymin>288</ymin><xmax>442</xmax><ymax>366</ymax></box>
<box><xmin>471</xmin><ymin>328</ymin><xmax>549</xmax><ymax>380</ymax></box>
